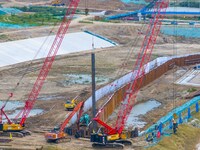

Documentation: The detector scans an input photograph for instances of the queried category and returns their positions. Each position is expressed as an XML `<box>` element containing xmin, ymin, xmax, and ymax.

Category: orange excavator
<box><xmin>44</xmin><ymin>101</ymin><xmax>84</xmax><ymax>143</ymax></box>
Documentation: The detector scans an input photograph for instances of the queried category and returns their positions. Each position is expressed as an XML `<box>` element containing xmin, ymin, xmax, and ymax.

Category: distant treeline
<box><xmin>14</xmin><ymin>6</ymin><xmax>82</xmax><ymax>16</ymax></box>
<box><xmin>15</xmin><ymin>6</ymin><xmax>67</xmax><ymax>16</ymax></box>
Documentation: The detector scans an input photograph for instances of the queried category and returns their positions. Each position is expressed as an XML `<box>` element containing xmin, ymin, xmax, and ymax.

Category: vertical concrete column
<box><xmin>188</xmin><ymin>107</ymin><xmax>191</xmax><ymax>119</ymax></box>
<box><xmin>196</xmin><ymin>102</ymin><xmax>199</xmax><ymax>112</ymax></box>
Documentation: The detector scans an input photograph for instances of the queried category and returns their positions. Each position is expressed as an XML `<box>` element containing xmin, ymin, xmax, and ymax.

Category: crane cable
<box><xmin>95</xmin><ymin>20</ymin><xmax>147</xmax><ymax>119</ymax></box>
<box><xmin>1</xmin><ymin>11</ymin><xmax>64</xmax><ymax>111</ymax></box>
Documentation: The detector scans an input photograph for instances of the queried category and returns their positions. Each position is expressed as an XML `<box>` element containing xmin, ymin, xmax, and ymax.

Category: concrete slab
<box><xmin>176</xmin><ymin>69</ymin><xmax>200</xmax><ymax>87</ymax></box>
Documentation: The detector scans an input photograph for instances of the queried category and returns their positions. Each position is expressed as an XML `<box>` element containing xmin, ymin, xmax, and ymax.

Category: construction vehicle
<box><xmin>65</xmin><ymin>99</ymin><xmax>78</xmax><ymax>110</ymax></box>
<box><xmin>0</xmin><ymin>0</ymin><xmax>80</xmax><ymax>137</ymax></box>
<box><xmin>64</xmin><ymin>94</ymin><xmax>85</xmax><ymax>110</ymax></box>
<box><xmin>91</xmin><ymin>0</ymin><xmax>169</xmax><ymax>148</ymax></box>
<box><xmin>45</xmin><ymin>101</ymin><xmax>85</xmax><ymax>143</ymax></box>
<box><xmin>51</xmin><ymin>0</ymin><xmax>64</xmax><ymax>6</ymax></box>
<box><xmin>79</xmin><ymin>113</ymin><xmax>90</xmax><ymax>126</ymax></box>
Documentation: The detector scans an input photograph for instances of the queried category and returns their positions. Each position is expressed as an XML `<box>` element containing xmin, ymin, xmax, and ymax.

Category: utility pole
<box><xmin>91</xmin><ymin>37</ymin><xmax>97</xmax><ymax>132</ymax></box>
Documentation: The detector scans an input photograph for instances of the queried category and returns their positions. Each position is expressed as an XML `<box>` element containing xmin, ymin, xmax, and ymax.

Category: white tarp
<box><xmin>0</xmin><ymin>32</ymin><xmax>116</xmax><ymax>67</ymax></box>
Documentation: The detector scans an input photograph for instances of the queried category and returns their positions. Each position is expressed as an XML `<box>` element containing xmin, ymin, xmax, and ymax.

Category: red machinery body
<box><xmin>94</xmin><ymin>0</ymin><xmax>169</xmax><ymax>136</ymax></box>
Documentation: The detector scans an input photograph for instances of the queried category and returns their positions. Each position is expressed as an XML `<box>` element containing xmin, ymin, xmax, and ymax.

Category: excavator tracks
<box><xmin>0</xmin><ymin>130</ymin><xmax>31</xmax><ymax>138</ymax></box>
<box><xmin>115</xmin><ymin>139</ymin><xmax>132</xmax><ymax>145</ymax></box>
<box><xmin>92</xmin><ymin>142</ymin><xmax>124</xmax><ymax>149</ymax></box>
<box><xmin>56</xmin><ymin>137</ymin><xmax>71</xmax><ymax>143</ymax></box>
<box><xmin>47</xmin><ymin>137</ymin><xmax>71</xmax><ymax>143</ymax></box>
<box><xmin>92</xmin><ymin>139</ymin><xmax>132</xmax><ymax>149</ymax></box>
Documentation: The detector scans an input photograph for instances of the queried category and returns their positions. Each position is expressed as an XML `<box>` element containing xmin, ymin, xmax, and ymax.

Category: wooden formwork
<box><xmin>100</xmin><ymin>54</ymin><xmax>200</xmax><ymax>123</ymax></box>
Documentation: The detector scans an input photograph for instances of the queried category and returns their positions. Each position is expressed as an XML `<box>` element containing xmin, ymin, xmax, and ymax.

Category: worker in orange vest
<box><xmin>172</xmin><ymin>118</ymin><xmax>178</xmax><ymax>134</ymax></box>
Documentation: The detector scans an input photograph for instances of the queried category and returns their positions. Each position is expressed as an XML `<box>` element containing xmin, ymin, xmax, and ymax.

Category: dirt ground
<box><xmin>0</xmin><ymin>1</ymin><xmax>200</xmax><ymax>149</ymax></box>
<box><xmin>1</xmin><ymin>0</ymin><xmax>135</xmax><ymax>10</ymax></box>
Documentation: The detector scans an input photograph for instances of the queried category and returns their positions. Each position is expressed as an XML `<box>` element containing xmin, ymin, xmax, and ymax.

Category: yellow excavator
<box><xmin>65</xmin><ymin>99</ymin><xmax>78</xmax><ymax>111</ymax></box>
<box><xmin>64</xmin><ymin>94</ymin><xmax>83</xmax><ymax>110</ymax></box>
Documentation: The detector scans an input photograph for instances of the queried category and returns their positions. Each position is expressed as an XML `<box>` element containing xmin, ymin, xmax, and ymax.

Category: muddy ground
<box><xmin>0</xmin><ymin>1</ymin><xmax>199</xmax><ymax>149</ymax></box>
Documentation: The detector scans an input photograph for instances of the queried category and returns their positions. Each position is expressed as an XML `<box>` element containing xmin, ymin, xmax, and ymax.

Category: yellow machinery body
<box><xmin>1</xmin><ymin>123</ymin><xmax>23</xmax><ymax>132</ymax></box>
<box><xmin>65</xmin><ymin>99</ymin><xmax>77</xmax><ymax>110</ymax></box>
<box><xmin>107</xmin><ymin>133</ymin><xmax>120</xmax><ymax>141</ymax></box>
<box><xmin>106</xmin><ymin>132</ymin><xmax>128</xmax><ymax>141</ymax></box>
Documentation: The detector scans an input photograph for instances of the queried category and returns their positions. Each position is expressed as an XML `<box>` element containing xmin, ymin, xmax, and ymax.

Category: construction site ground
<box><xmin>0</xmin><ymin>1</ymin><xmax>200</xmax><ymax>150</ymax></box>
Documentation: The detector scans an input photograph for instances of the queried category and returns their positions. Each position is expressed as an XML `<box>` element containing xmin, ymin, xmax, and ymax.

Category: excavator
<box><xmin>65</xmin><ymin>91</ymin><xmax>88</xmax><ymax>110</ymax></box>
<box><xmin>0</xmin><ymin>0</ymin><xmax>80</xmax><ymax>137</ymax></box>
<box><xmin>90</xmin><ymin>0</ymin><xmax>169</xmax><ymax>148</ymax></box>
<box><xmin>45</xmin><ymin>101</ymin><xmax>85</xmax><ymax>143</ymax></box>
<box><xmin>65</xmin><ymin>99</ymin><xmax>77</xmax><ymax>110</ymax></box>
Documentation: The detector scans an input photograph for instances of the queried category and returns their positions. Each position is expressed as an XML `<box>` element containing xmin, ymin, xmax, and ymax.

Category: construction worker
<box><xmin>172</xmin><ymin>119</ymin><xmax>178</xmax><ymax>134</ymax></box>
<box><xmin>146</xmin><ymin>133</ymin><xmax>153</xmax><ymax>142</ymax></box>
<box><xmin>157</xmin><ymin>131</ymin><xmax>161</xmax><ymax>138</ymax></box>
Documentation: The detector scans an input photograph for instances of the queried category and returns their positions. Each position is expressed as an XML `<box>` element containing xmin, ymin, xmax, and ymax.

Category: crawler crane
<box><xmin>91</xmin><ymin>0</ymin><xmax>169</xmax><ymax>148</ymax></box>
<box><xmin>0</xmin><ymin>0</ymin><xmax>80</xmax><ymax>137</ymax></box>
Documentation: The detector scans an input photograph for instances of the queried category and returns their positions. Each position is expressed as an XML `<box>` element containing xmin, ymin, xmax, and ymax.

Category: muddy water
<box><xmin>63</xmin><ymin>74</ymin><xmax>109</xmax><ymax>86</ymax></box>
<box><xmin>0</xmin><ymin>101</ymin><xmax>44</xmax><ymax>122</ymax></box>
<box><xmin>37</xmin><ymin>95</ymin><xmax>65</xmax><ymax>101</ymax></box>
<box><xmin>3</xmin><ymin>109</ymin><xmax>43</xmax><ymax>121</ymax></box>
<box><xmin>0</xmin><ymin>101</ymin><xmax>23</xmax><ymax>111</ymax></box>
<box><xmin>125</xmin><ymin>99</ymin><xmax>161</xmax><ymax>129</ymax></box>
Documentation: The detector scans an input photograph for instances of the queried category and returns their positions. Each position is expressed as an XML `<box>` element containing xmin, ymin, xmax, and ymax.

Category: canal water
<box><xmin>161</xmin><ymin>26</ymin><xmax>200</xmax><ymax>38</ymax></box>
<box><xmin>0</xmin><ymin>22</ymin><xmax>30</xmax><ymax>29</ymax></box>
<box><xmin>126</xmin><ymin>99</ymin><xmax>161</xmax><ymax>129</ymax></box>
<box><xmin>121</xmin><ymin>0</ymin><xmax>148</xmax><ymax>5</ymax></box>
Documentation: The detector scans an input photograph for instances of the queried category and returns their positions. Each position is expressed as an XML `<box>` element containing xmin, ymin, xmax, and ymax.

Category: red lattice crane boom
<box><xmin>18</xmin><ymin>0</ymin><xmax>80</xmax><ymax>126</ymax></box>
<box><xmin>1</xmin><ymin>0</ymin><xmax>80</xmax><ymax>130</ymax></box>
<box><xmin>94</xmin><ymin>0</ymin><xmax>169</xmax><ymax>136</ymax></box>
